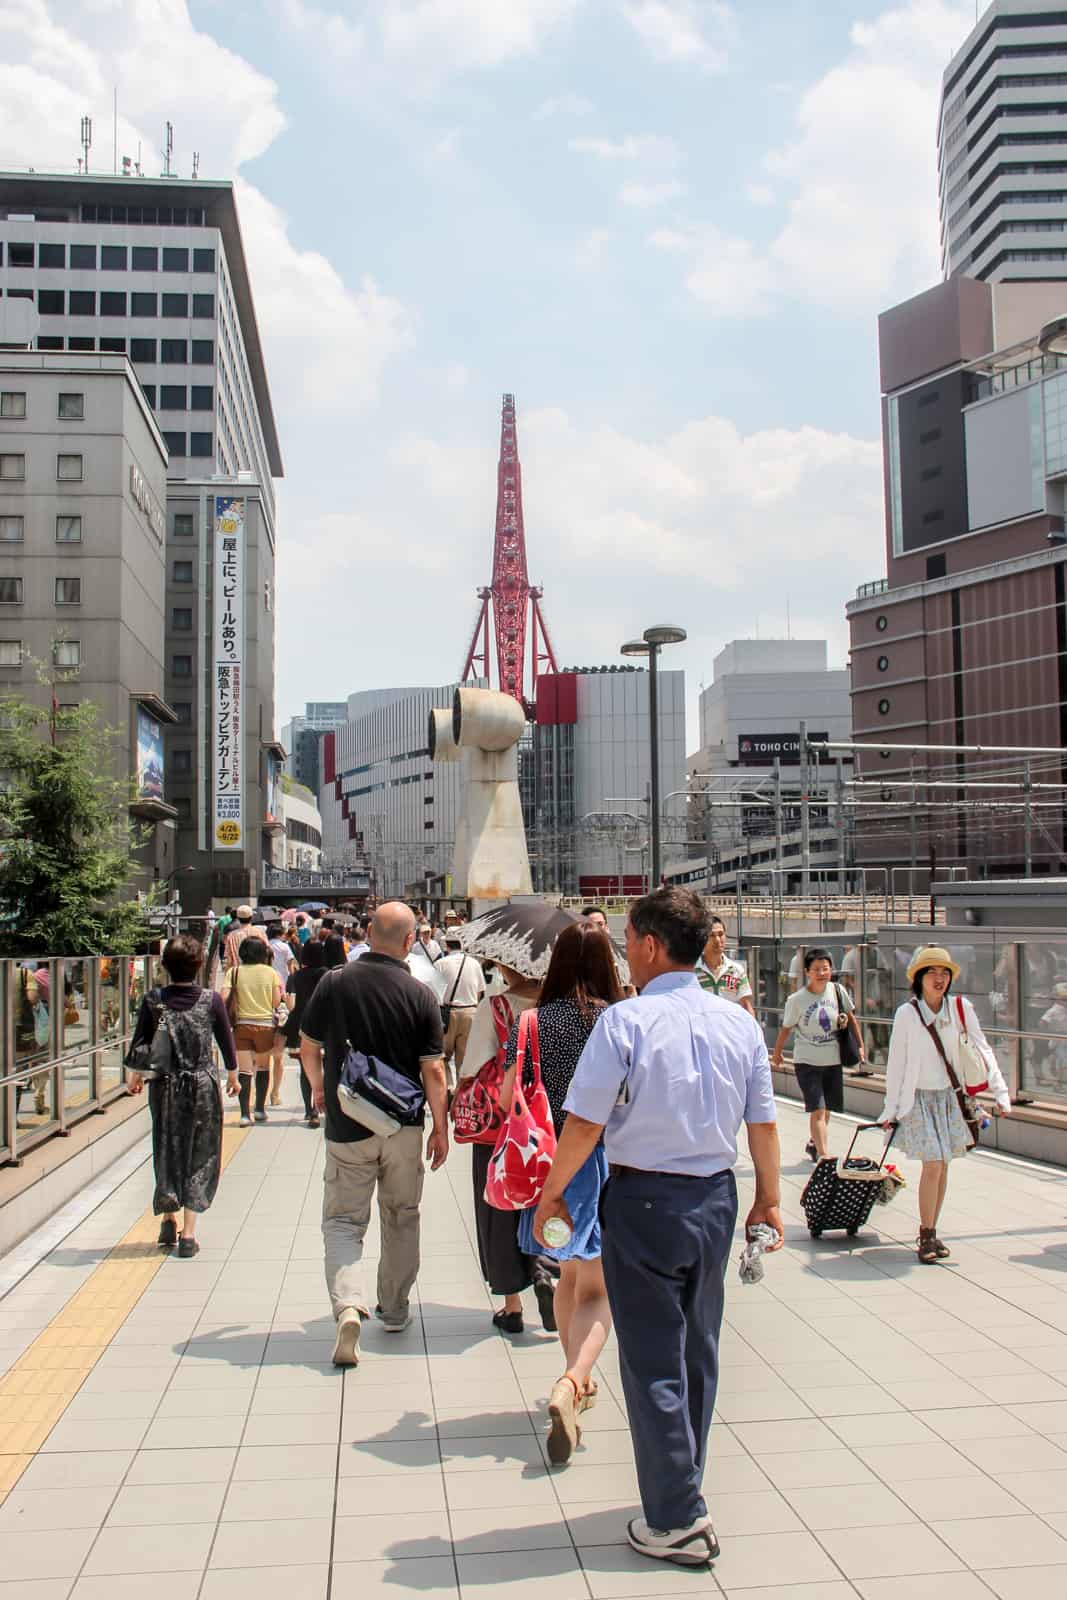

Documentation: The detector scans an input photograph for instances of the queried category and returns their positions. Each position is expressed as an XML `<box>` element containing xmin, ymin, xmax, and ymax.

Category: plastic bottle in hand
<box><xmin>542</xmin><ymin>1216</ymin><xmax>572</xmax><ymax>1250</ymax></box>
<box><xmin>738</xmin><ymin>1223</ymin><xmax>780</xmax><ymax>1285</ymax></box>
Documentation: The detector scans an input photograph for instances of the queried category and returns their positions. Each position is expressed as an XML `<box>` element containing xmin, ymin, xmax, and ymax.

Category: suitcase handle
<box><xmin>843</xmin><ymin>1120</ymin><xmax>897</xmax><ymax>1171</ymax></box>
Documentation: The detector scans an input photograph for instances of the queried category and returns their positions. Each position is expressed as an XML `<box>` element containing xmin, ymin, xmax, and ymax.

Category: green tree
<box><xmin>0</xmin><ymin>680</ymin><xmax>155</xmax><ymax>956</ymax></box>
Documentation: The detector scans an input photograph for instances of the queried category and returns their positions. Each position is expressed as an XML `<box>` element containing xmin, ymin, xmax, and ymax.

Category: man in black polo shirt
<box><xmin>300</xmin><ymin>901</ymin><xmax>447</xmax><ymax>1365</ymax></box>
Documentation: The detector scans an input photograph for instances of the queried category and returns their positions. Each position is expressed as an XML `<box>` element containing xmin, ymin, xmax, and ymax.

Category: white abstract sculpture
<box><xmin>429</xmin><ymin>687</ymin><xmax>532</xmax><ymax>904</ymax></box>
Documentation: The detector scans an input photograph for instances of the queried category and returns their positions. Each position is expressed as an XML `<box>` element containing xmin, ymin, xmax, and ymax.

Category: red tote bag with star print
<box><xmin>484</xmin><ymin>1009</ymin><xmax>557</xmax><ymax>1212</ymax></box>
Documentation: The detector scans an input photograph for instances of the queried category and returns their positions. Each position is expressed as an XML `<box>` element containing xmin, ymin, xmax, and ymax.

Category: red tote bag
<box><xmin>484</xmin><ymin>1009</ymin><xmax>557</xmax><ymax>1212</ymax></box>
<box><xmin>452</xmin><ymin>995</ymin><xmax>513</xmax><ymax>1146</ymax></box>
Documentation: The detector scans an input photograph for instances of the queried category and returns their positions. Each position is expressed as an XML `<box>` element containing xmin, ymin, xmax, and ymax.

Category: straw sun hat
<box><xmin>905</xmin><ymin>945</ymin><xmax>961</xmax><ymax>985</ymax></box>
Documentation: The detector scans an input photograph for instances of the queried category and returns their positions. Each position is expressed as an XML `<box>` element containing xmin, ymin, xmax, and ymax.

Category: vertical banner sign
<box><xmin>213</xmin><ymin>496</ymin><xmax>245</xmax><ymax>850</ymax></box>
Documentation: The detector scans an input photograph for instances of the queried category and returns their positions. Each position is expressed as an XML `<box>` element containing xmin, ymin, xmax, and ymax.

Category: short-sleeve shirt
<box><xmin>505</xmin><ymin>997</ymin><xmax>605</xmax><ymax>1136</ymax></box>
<box><xmin>300</xmin><ymin>953</ymin><xmax>444</xmax><ymax>1144</ymax></box>
<box><xmin>696</xmin><ymin>955</ymin><xmax>752</xmax><ymax>1004</ymax></box>
<box><xmin>782</xmin><ymin>982</ymin><xmax>854</xmax><ymax>1066</ymax></box>
<box><xmin>222</xmin><ymin>964</ymin><xmax>282</xmax><ymax>1024</ymax></box>
<box><xmin>563</xmin><ymin>971</ymin><xmax>776</xmax><ymax>1177</ymax></box>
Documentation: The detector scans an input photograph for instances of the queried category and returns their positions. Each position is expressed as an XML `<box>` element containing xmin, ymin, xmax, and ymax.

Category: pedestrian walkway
<box><xmin>3</xmin><ymin>1076</ymin><xmax>1067</xmax><ymax>1598</ymax></box>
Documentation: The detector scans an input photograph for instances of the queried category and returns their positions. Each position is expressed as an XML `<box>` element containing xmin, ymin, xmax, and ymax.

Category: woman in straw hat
<box><xmin>881</xmin><ymin>944</ymin><xmax>1010</xmax><ymax>1264</ymax></box>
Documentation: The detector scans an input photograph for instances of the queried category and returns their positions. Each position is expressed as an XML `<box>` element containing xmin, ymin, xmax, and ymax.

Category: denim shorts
<box><xmin>794</xmin><ymin>1062</ymin><xmax>844</xmax><ymax>1113</ymax></box>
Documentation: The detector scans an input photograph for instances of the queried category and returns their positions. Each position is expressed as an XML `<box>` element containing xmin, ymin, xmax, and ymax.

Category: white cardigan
<box><xmin>880</xmin><ymin>995</ymin><xmax>1010</xmax><ymax>1124</ymax></box>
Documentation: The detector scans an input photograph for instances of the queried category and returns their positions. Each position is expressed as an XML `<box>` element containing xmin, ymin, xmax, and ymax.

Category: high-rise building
<box><xmin>0</xmin><ymin>171</ymin><xmax>283</xmax><ymax>908</ymax></box>
<box><xmin>281</xmin><ymin>701</ymin><xmax>346</xmax><ymax>795</ymax></box>
<box><xmin>940</xmin><ymin>0</ymin><xmax>1067</xmax><ymax>283</ymax></box>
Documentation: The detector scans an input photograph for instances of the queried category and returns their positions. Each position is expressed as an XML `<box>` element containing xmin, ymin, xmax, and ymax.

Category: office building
<box><xmin>281</xmin><ymin>701</ymin><xmax>346</xmax><ymax>795</ymax></box>
<box><xmin>940</xmin><ymin>0</ymin><xmax>1067</xmax><ymax>284</ymax></box>
<box><xmin>679</xmin><ymin>639</ymin><xmax>852</xmax><ymax>892</ymax></box>
<box><xmin>0</xmin><ymin>345</ymin><xmax>177</xmax><ymax>875</ymax></box>
<box><xmin>279</xmin><ymin>777</ymin><xmax>323</xmax><ymax>872</ymax></box>
<box><xmin>850</xmin><ymin>273</ymin><xmax>1067</xmax><ymax>876</ymax></box>
<box><xmin>0</xmin><ymin>171</ymin><xmax>284</xmax><ymax>908</ymax></box>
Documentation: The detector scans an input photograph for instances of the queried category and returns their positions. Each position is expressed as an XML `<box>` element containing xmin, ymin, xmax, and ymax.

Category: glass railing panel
<box><xmin>11</xmin><ymin>958</ymin><xmax>56</xmax><ymax>1135</ymax></box>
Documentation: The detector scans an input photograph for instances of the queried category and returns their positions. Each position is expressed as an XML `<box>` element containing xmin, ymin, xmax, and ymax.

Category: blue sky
<box><xmin>1</xmin><ymin>0</ymin><xmax>981</xmax><ymax>746</ymax></box>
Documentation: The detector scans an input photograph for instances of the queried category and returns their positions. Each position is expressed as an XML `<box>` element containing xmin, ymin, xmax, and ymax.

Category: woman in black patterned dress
<box><xmin>127</xmin><ymin>934</ymin><xmax>239</xmax><ymax>1258</ymax></box>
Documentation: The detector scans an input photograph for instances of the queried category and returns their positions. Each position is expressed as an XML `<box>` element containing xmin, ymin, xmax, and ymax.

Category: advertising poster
<box><xmin>135</xmin><ymin>708</ymin><xmax>164</xmax><ymax>801</ymax></box>
<box><xmin>213</xmin><ymin>496</ymin><xmax>245</xmax><ymax>850</ymax></box>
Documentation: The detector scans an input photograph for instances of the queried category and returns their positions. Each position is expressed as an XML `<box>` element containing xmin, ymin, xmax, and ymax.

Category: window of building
<box><xmin>38</xmin><ymin>290</ymin><xmax>64</xmax><ymax>315</ymax></box>
<box><xmin>55</xmin><ymin>576</ymin><xmax>81</xmax><ymax>605</ymax></box>
<box><xmin>0</xmin><ymin>516</ymin><xmax>24</xmax><ymax>543</ymax></box>
<box><xmin>70</xmin><ymin>244</ymin><xmax>96</xmax><ymax>269</ymax></box>
<box><xmin>54</xmin><ymin>640</ymin><xmax>80</xmax><ymax>667</ymax></box>
<box><xmin>68</xmin><ymin>290</ymin><xmax>95</xmax><ymax>316</ymax></box>
<box><xmin>132</xmin><ymin>246</ymin><xmax>158</xmax><ymax>271</ymax></box>
<box><xmin>171</xmin><ymin>607</ymin><xmax>193</xmax><ymax>630</ymax></box>
<box><xmin>161</xmin><ymin>340</ymin><xmax>187</xmax><ymax>364</ymax></box>
<box><xmin>162</xmin><ymin>247</ymin><xmax>189</xmax><ymax>271</ymax></box>
<box><xmin>0</xmin><ymin>392</ymin><xmax>26</xmax><ymax>418</ymax></box>
<box><xmin>99</xmin><ymin>336</ymin><xmax>126</xmax><ymax>354</ymax></box>
<box><xmin>876</xmin><ymin>615</ymin><xmax>888</xmax><ymax>632</ymax></box>
<box><xmin>171</xmin><ymin>654</ymin><xmax>192</xmax><ymax>677</ymax></box>
<box><xmin>190</xmin><ymin>385</ymin><xmax>213</xmax><ymax>410</ymax></box>
<box><xmin>100</xmin><ymin>291</ymin><xmax>127</xmax><ymax>316</ymax></box>
<box><xmin>0</xmin><ymin>578</ymin><xmax>23</xmax><ymax>604</ymax></box>
<box><xmin>173</xmin><ymin>513</ymin><xmax>194</xmax><ymax>538</ymax></box>
<box><xmin>192</xmin><ymin>248</ymin><xmax>216</xmax><ymax>273</ymax></box>
<box><xmin>919</xmin><ymin>427</ymin><xmax>942</xmax><ymax>445</ymax></box>
<box><xmin>58</xmin><ymin>393</ymin><xmax>84</xmax><ymax>421</ymax></box>
<box><xmin>56</xmin><ymin>515</ymin><xmax>82</xmax><ymax>543</ymax></box>
<box><xmin>6</xmin><ymin>288</ymin><xmax>32</xmax><ymax>301</ymax></box>
<box><xmin>192</xmin><ymin>293</ymin><xmax>215</xmax><ymax>318</ymax></box>
<box><xmin>171</xmin><ymin>748</ymin><xmax>192</xmax><ymax>774</ymax></box>
<box><xmin>172</xmin><ymin>795</ymin><xmax>192</xmax><ymax>822</ymax></box>
<box><xmin>0</xmin><ymin>455</ymin><xmax>26</xmax><ymax>480</ymax></box>
<box><xmin>140</xmin><ymin>384</ymin><xmax>156</xmax><ymax>408</ymax></box>
<box><xmin>56</xmin><ymin>454</ymin><xmax>83</xmax><ymax>482</ymax></box>
<box><xmin>172</xmin><ymin>560</ymin><xmax>193</xmax><ymax>583</ymax></box>
<box><xmin>0</xmin><ymin>642</ymin><xmax>22</xmax><ymax>666</ymax></box>
<box><xmin>160</xmin><ymin>385</ymin><xmax>186</xmax><ymax>410</ymax></box>
<box><xmin>8</xmin><ymin>243</ymin><xmax>33</xmax><ymax>267</ymax></box>
<box><xmin>878</xmin><ymin>698</ymin><xmax>891</xmax><ymax>716</ymax></box>
<box><xmin>189</xmin><ymin>432</ymin><xmax>212</xmax><ymax>458</ymax></box>
<box><xmin>38</xmin><ymin>243</ymin><xmax>65</xmax><ymax>268</ymax></box>
<box><xmin>918</xmin><ymin>389</ymin><xmax>940</xmax><ymax>407</ymax></box>
<box><xmin>926</xmin><ymin>553</ymin><xmax>947</xmax><ymax>580</ymax></box>
<box><xmin>191</xmin><ymin>340</ymin><xmax>214</xmax><ymax>365</ymax></box>
<box><xmin>922</xmin><ymin>509</ymin><xmax>945</xmax><ymax>525</ymax></box>
<box><xmin>37</xmin><ymin>336</ymin><xmax>62</xmax><ymax>350</ymax></box>
<box><xmin>920</xmin><ymin>465</ymin><xmax>942</xmax><ymax>482</ymax></box>
<box><xmin>162</xmin><ymin>431</ymin><xmax>186</xmax><ymax>457</ymax></box>
<box><xmin>162</xmin><ymin>293</ymin><xmax>188</xmax><ymax>317</ymax></box>
<box><xmin>67</xmin><ymin>337</ymin><xmax>94</xmax><ymax>352</ymax></box>
<box><xmin>131</xmin><ymin>292</ymin><xmax>157</xmax><ymax>317</ymax></box>
<box><xmin>130</xmin><ymin>338</ymin><xmax>157</xmax><ymax>363</ymax></box>
<box><xmin>173</xmin><ymin>701</ymin><xmax>192</xmax><ymax>723</ymax></box>
<box><xmin>877</xmin><ymin>655</ymin><xmax>889</xmax><ymax>672</ymax></box>
<box><xmin>101</xmin><ymin>244</ymin><xmax>127</xmax><ymax>270</ymax></box>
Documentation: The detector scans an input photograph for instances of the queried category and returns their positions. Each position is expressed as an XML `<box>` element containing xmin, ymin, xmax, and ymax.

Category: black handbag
<box><xmin>836</xmin><ymin>983</ymin><xmax>862</xmax><ymax>1068</ymax></box>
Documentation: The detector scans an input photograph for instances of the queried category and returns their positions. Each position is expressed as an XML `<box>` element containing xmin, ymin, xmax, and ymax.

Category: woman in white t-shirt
<box><xmin>772</xmin><ymin>947</ymin><xmax>865</xmax><ymax>1162</ymax></box>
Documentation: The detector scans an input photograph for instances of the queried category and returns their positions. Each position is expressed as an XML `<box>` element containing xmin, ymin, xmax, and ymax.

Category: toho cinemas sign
<box><xmin>737</xmin><ymin>732</ymin><xmax>828</xmax><ymax>766</ymax></box>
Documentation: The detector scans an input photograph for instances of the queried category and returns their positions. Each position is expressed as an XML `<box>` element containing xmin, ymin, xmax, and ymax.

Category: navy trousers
<box><xmin>601</xmin><ymin>1167</ymin><xmax>737</xmax><ymax>1532</ymax></box>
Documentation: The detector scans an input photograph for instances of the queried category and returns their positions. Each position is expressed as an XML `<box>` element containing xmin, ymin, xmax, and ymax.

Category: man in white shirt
<box><xmin>434</xmin><ymin>937</ymin><xmax>485</xmax><ymax>1083</ymax></box>
<box><xmin>695</xmin><ymin>917</ymin><xmax>754</xmax><ymax>1014</ymax></box>
<box><xmin>417</xmin><ymin>924</ymin><xmax>442</xmax><ymax>962</ymax></box>
<box><xmin>347</xmin><ymin>923</ymin><xmax>370</xmax><ymax>962</ymax></box>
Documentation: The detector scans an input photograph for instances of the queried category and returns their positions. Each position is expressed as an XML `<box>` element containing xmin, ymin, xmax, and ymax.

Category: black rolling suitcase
<box><xmin>800</xmin><ymin>1121</ymin><xmax>898</xmax><ymax>1239</ymax></box>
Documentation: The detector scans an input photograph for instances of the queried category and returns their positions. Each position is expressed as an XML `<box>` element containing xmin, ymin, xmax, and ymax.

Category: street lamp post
<box><xmin>621</xmin><ymin>624</ymin><xmax>687</xmax><ymax>891</ymax></box>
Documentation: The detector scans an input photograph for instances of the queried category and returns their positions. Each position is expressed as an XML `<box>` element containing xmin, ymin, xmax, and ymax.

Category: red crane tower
<box><xmin>461</xmin><ymin>393</ymin><xmax>558</xmax><ymax>715</ymax></box>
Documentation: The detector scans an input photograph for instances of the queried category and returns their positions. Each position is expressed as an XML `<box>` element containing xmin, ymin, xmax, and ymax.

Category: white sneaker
<box><xmin>332</xmin><ymin>1308</ymin><xmax>362</xmax><ymax>1366</ymax></box>
<box><xmin>627</xmin><ymin>1515</ymin><xmax>719</xmax><ymax>1566</ymax></box>
<box><xmin>381</xmin><ymin>1312</ymin><xmax>413</xmax><ymax>1333</ymax></box>
<box><xmin>239</xmin><ymin>1115</ymin><xmax>252</xmax><ymax>1127</ymax></box>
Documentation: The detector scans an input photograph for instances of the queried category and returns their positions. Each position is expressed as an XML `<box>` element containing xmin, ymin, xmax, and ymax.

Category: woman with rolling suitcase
<box><xmin>881</xmin><ymin>945</ymin><xmax>1010</xmax><ymax>1264</ymax></box>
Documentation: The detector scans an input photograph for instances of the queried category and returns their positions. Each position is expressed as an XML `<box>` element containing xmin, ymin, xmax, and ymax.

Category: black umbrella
<box><xmin>456</xmin><ymin>900</ymin><xmax>580</xmax><ymax>980</ymax></box>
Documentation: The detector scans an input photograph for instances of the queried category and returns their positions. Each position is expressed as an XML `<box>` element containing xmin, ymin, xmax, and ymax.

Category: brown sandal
<box><xmin>917</xmin><ymin>1227</ymin><xmax>939</xmax><ymax>1264</ymax></box>
<box><xmin>547</xmin><ymin>1375</ymin><xmax>581</xmax><ymax>1465</ymax></box>
<box><xmin>577</xmin><ymin>1380</ymin><xmax>598</xmax><ymax>1414</ymax></box>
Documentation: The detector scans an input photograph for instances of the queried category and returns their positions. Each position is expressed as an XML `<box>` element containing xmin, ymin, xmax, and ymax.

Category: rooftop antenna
<box><xmin>136</xmin><ymin>141</ymin><xmax>142</xmax><ymax>177</ymax></box>
<box><xmin>163</xmin><ymin>120</ymin><xmax>173</xmax><ymax>177</ymax></box>
<box><xmin>80</xmin><ymin>115</ymin><xmax>92</xmax><ymax>175</ymax></box>
<box><xmin>192</xmin><ymin>150</ymin><xmax>200</xmax><ymax>180</ymax></box>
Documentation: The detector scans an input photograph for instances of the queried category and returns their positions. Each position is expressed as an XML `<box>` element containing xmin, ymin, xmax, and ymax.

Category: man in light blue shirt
<box><xmin>534</xmin><ymin>886</ymin><xmax>782</xmax><ymax>1570</ymax></box>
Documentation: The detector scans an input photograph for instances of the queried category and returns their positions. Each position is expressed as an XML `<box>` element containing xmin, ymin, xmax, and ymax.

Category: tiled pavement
<box><xmin>3</xmin><ymin>1074</ymin><xmax>1067</xmax><ymax>1597</ymax></box>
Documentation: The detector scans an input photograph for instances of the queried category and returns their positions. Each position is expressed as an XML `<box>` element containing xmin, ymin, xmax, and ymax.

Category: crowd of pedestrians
<box><xmin>124</xmin><ymin>888</ymin><xmax>1023</xmax><ymax>1570</ymax></box>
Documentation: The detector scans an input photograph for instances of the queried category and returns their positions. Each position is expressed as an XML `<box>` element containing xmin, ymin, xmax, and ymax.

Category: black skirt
<box><xmin>471</xmin><ymin>1141</ymin><xmax>533</xmax><ymax>1296</ymax></box>
<box><xmin>149</xmin><ymin>1071</ymin><xmax>223</xmax><ymax>1216</ymax></box>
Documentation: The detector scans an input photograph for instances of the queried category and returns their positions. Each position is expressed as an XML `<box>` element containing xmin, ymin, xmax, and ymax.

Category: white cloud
<box><xmin>533</xmin><ymin>92</ymin><xmax>593</xmax><ymax>120</ymax></box>
<box><xmin>575</xmin><ymin>227</ymin><xmax>611</xmax><ymax>267</ymax></box>
<box><xmin>662</xmin><ymin>0</ymin><xmax>973</xmax><ymax>316</ymax></box>
<box><xmin>649</xmin><ymin>224</ymin><xmax>774</xmax><ymax>316</ymax></box>
<box><xmin>279</xmin><ymin>0</ymin><xmax>580</xmax><ymax>73</ymax></box>
<box><xmin>624</xmin><ymin>0</ymin><xmax>734</xmax><ymax>72</ymax></box>
<box><xmin>570</xmin><ymin>133</ymin><xmax>681</xmax><ymax>165</ymax></box>
<box><xmin>620</xmin><ymin>177</ymin><xmax>685</xmax><ymax>208</ymax></box>
<box><xmin>0</xmin><ymin>2</ymin><xmax>412</xmax><ymax>428</ymax></box>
